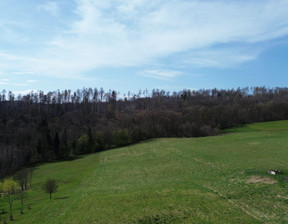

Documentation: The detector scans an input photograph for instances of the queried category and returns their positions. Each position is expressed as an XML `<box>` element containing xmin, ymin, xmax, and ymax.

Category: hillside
<box><xmin>2</xmin><ymin>87</ymin><xmax>288</xmax><ymax>177</ymax></box>
<box><xmin>1</xmin><ymin>120</ymin><xmax>288</xmax><ymax>223</ymax></box>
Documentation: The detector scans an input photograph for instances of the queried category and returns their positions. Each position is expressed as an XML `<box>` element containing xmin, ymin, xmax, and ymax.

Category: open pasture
<box><xmin>1</xmin><ymin>121</ymin><xmax>288</xmax><ymax>223</ymax></box>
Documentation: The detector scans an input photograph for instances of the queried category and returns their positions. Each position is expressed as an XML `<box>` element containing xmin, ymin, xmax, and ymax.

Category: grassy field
<box><xmin>1</xmin><ymin>120</ymin><xmax>288</xmax><ymax>223</ymax></box>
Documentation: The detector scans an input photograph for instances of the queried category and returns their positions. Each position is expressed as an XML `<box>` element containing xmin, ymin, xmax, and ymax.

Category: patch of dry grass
<box><xmin>247</xmin><ymin>176</ymin><xmax>277</xmax><ymax>184</ymax></box>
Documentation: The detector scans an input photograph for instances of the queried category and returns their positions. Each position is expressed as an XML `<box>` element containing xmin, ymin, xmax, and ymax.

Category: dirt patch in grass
<box><xmin>247</xmin><ymin>175</ymin><xmax>277</xmax><ymax>184</ymax></box>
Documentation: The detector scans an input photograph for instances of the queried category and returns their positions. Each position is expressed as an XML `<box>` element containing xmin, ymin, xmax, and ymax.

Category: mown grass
<box><xmin>1</xmin><ymin>120</ymin><xmax>288</xmax><ymax>223</ymax></box>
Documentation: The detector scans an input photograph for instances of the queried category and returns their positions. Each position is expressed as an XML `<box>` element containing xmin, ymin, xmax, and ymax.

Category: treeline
<box><xmin>1</xmin><ymin>87</ymin><xmax>288</xmax><ymax>177</ymax></box>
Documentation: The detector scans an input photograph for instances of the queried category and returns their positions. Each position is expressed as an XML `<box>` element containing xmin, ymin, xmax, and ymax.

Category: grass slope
<box><xmin>1</xmin><ymin>121</ymin><xmax>288</xmax><ymax>223</ymax></box>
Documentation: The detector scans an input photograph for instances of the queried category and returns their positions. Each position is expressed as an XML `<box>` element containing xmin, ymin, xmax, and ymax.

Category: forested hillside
<box><xmin>1</xmin><ymin>87</ymin><xmax>288</xmax><ymax>177</ymax></box>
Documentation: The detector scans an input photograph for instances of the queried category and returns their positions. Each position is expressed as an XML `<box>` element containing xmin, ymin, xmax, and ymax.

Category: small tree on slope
<box><xmin>43</xmin><ymin>178</ymin><xmax>58</xmax><ymax>199</ymax></box>
<box><xmin>3</xmin><ymin>178</ymin><xmax>19</xmax><ymax>220</ymax></box>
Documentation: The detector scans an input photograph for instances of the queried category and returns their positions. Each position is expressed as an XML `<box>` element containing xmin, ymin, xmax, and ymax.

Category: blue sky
<box><xmin>0</xmin><ymin>0</ymin><xmax>288</xmax><ymax>95</ymax></box>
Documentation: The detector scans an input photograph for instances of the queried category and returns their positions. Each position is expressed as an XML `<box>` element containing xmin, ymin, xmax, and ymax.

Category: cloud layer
<box><xmin>140</xmin><ymin>69</ymin><xmax>183</xmax><ymax>81</ymax></box>
<box><xmin>0</xmin><ymin>0</ymin><xmax>288</xmax><ymax>79</ymax></box>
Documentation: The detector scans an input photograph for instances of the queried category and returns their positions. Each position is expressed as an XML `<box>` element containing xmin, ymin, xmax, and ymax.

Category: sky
<box><xmin>0</xmin><ymin>0</ymin><xmax>288</xmax><ymax>95</ymax></box>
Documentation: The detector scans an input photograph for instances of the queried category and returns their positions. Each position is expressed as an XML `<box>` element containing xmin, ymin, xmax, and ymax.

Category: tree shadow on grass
<box><xmin>0</xmin><ymin>209</ymin><xmax>7</xmax><ymax>215</ymax></box>
<box><xmin>55</xmin><ymin>196</ymin><xmax>70</xmax><ymax>200</ymax></box>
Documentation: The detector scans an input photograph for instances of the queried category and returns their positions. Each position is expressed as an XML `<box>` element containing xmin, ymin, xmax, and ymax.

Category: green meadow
<box><xmin>1</xmin><ymin>120</ymin><xmax>288</xmax><ymax>223</ymax></box>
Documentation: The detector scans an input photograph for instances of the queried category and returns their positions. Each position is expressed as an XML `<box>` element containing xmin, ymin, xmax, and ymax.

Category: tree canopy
<box><xmin>1</xmin><ymin>86</ymin><xmax>288</xmax><ymax>177</ymax></box>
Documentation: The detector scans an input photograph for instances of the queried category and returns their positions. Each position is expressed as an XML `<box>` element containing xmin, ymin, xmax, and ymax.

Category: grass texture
<box><xmin>1</xmin><ymin>120</ymin><xmax>288</xmax><ymax>223</ymax></box>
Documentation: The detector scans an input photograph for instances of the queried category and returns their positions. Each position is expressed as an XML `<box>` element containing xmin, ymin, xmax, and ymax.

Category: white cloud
<box><xmin>1</xmin><ymin>0</ymin><xmax>288</xmax><ymax>77</ymax></box>
<box><xmin>140</xmin><ymin>69</ymin><xmax>183</xmax><ymax>81</ymax></box>
<box><xmin>12</xmin><ymin>83</ymin><xmax>27</xmax><ymax>86</ymax></box>
<box><xmin>0</xmin><ymin>81</ymin><xmax>26</xmax><ymax>86</ymax></box>
<box><xmin>181</xmin><ymin>48</ymin><xmax>261</xmax><ymax>68</ymax></box>
<box><xmin>37</xmin><ymin>1</ymin><xmax>59</xmax><ymax>16</ymax></box>
<box><xmin>41</xmin><ymin>0</ymin><xmax>288</xmax><ymax>70</ymax></box>
<box><xmin>13</xmin><ymin>89</ymin><xmax>38</xmax><ymax>96</ymax></box>
<box><xmin>27</xmin><ymin>80</ymin><xmax>38</xmax><ymax>83</ymax></box>
<box><xmin>13</xmin><ymin>71</ymin><xmax>35</xmax><ymax>75</ymax></box>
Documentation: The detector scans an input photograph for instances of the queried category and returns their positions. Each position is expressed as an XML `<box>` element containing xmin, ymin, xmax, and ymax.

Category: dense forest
<box><xmin>1</xmin><ymin>87</ymin><xmax>288</xmax><ymax>177</ymax></box>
